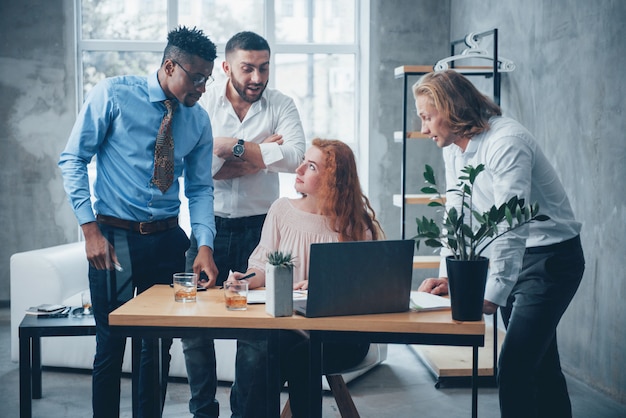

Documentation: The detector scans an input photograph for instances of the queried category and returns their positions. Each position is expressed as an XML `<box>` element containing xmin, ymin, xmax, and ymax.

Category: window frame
<box><xmin>73</xmin><ymin>0</ymin><xmax>370</xmax><ymax>214</ymax></box>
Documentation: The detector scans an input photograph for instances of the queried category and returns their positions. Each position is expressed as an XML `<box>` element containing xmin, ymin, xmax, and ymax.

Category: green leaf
<box><xmin>423</xmin><ymin>165</ymin><xmax>436</xmax><ymax>185</ymax></box>
<box><xmin>424</xmin><ymin>238</ymin><xmax>443</xmax><ymax>248</ymax></box>
<box><xmin>461</xmin><ymin>224</ymin><xmax>474</xmax><ymax>239</ymax></box>
<box><xmin>505</xmin><ymin>206</ymin><xmax>513</xmax><ymax>226</ymax></box>
<box><xmin>267</xmin><ymin>250</ymin><xmax>295</xmax><ymax>268</ymax></box>
<box><xmin>515</xmin><ymin>206</ymin><xmax>524</xmax><ymax>224</ymax></box>
<box><xmin>472</xmin><ymin>211</ymin><xmax>486</xmax><ymax>224</ymax></box>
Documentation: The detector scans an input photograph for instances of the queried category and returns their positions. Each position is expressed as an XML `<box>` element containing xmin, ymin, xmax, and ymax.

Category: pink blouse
<box><xmin>247</xmin><ymin>197</ymin><xmax>340</xmax><ymax>284</ymax></box>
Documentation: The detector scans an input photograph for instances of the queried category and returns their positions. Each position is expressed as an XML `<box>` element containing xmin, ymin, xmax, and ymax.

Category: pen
<box><xmin>238</xmin><ymin>272</ymin><xmax>256</xmax><ymax>281</ymax></box>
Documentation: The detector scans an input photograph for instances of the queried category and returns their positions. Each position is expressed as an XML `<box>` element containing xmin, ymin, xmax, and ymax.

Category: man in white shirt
<box><xmin>414</xmin><ymin>70</ymin><xmax>584</xmax><ymax>418</ymax></box>
<box><xmin>181</xmin><ymin>31</ymin><xmax>305</xmax><ymax>418</ymax></box>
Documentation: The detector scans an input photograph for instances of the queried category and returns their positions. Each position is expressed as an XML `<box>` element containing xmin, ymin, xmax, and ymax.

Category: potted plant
<box><xmin>265</xmin><ymin>250</ymin><xmax>296</xmax><ymax>317</ymax></box>
<box><xmin>413</xmin><ymin>164</ymin><xmax>549</xmax><ymax>320</ymax></box>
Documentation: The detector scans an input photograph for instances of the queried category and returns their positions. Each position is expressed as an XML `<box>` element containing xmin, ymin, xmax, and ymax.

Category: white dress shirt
<box><xmin>439</xmin><ymin>116</ymin><xmax>582</xmax><ymax>306</ymax></box>
<box><xmin>200</xmin><ymin>80</ymin><xmax>306</xmax><ymax>218</ymax></box>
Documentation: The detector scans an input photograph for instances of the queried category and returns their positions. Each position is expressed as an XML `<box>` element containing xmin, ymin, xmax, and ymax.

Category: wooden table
<box><xmin>109</xmin><ymin>285</ymin><xmax>485</xmax><ymax>417</ymax></box>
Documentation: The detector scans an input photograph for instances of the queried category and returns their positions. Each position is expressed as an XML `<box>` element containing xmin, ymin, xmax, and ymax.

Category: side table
<box><xmin>19</xmin><ymin>312</ymin><xmax>96</xmax><ymax>418</ymax></box>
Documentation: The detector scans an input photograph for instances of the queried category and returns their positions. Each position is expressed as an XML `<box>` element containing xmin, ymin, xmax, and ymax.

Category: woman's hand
<box><xmin>227</xmin><ymin>269</ymin><xmax>264</xmax><ymax>289</ymax></box>
<box><xmin>294</xmin><ymin>280</ymin><xmax>308</xmax><ymax>290</ymax></box>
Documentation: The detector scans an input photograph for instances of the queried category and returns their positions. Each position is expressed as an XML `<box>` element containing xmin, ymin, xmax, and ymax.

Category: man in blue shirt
<box><xmin>59</xmin><ymin>26</ymin><xmax>218</xmax><ymax>418</ymax></box>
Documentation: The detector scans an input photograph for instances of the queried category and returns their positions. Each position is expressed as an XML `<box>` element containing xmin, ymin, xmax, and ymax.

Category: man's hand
<box><xmin>213</xmin><ymin>135</ymin><xmax>285</xmax><ymax>180</ymax></box>
<box><xmin>212</xmin><ymin>135</ymin><xmax>282</xmax><ymax>161</ymax></box>
<box><xmin>212</xmin><ymin>137</ymin><xmax>239</xmax><ymax>160</ymax></box>
<box><xmin>81</xmin><ymin>222</ymin><xmax>119</xmax><ymax>270</ymax></box>
<box><xmin>483</xmin><ymin>300</ymin><xmax>499</xmax><ymax>315</ymax></box>
<box><xmin>193</xmin><ymin>245</ymin><xmax>219</xmax><ymax>288</ymax></box>
<box><xmin>417</xmin><ymin>277</ymin><xmax>449</xmax><ymax>295</ymax></box>
<box><xmin>261</xmin><ymin>133</ymin><xmax>283</xmax><ymax>145</ymax></box>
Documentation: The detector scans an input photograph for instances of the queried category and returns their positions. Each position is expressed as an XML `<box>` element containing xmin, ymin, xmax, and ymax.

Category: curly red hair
<box><xmin>312</xmin><ymin>138</ymin><xmax>384</xmax><ymax>241</ymax></box>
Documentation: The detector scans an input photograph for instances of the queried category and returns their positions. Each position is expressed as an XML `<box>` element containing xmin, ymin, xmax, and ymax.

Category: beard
<box><xmin>231</xmin><ymin>77</ymin><xmax>268</xmax><ymax>103</ymax></box>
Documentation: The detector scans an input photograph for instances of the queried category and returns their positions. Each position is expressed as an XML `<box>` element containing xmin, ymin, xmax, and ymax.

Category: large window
<box><xmin>77</xmin><ymin>0</ymin><xmax>361</xmax><ymax>145</ymax></box>
<box><xmin>76</xmin><ymin>0</ymin><xmax>366</xmax><ymax>233</ymax></box>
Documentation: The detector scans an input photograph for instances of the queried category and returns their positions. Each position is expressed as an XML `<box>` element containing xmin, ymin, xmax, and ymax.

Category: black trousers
<box><xmin>498</xmin><ymin>236</ymin><xmax>585</xmax><ymax>418</ymax></box>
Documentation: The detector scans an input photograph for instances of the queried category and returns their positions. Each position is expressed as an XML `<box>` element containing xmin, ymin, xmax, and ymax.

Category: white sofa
<box><xmin>10</xmin><ymin>242</ymin><xmax>386</xmax><ymax>386</ymax></box>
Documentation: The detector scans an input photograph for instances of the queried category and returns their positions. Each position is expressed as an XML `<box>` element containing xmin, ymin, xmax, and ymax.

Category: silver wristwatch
<box><xmin>232</xmin><ymin>139</ymin><xmax>245</xmax><ymax>158</ymax></box>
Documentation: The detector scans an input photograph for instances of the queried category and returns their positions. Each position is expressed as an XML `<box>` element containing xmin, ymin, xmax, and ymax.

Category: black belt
<box><xmin>96</xmin><ymin>214</ymin><xmax>178</xmax><ymax>235</ymax></box>
<box><xmin>526</xmin><ymin>235</ymin><xmax>581</xmax><ymax>254</ymax></box>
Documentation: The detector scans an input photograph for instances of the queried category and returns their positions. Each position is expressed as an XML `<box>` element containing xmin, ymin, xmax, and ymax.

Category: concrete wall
<box><xmin>368</xmin><ymin>0</ymin><xmax>626</xmax><ymax>405</ymax></box>
<box><xmin>447</xmin><ymin>0</ymin><xmax>626</xmax><ymax>403</ymax></box>
<box><xmin>1</xmin><ymin>0</ymin><xmax>624</xmax><ymax>406</ymax></box>
<box><xmin>0</xmin><ymin>0</ymin><xmax>78</xmax><ymax>301</ymax></box>
<box><xmin>368</xmin><ymin>0</ymin><xmax>451</xmax><ymax>245</ymax></box>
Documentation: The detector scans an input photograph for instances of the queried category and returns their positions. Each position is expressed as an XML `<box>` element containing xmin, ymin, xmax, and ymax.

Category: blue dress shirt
<box><xmin>59</xmin><ymin>71</ymin><xmax>216</xmax><ymax>249</ymax></box>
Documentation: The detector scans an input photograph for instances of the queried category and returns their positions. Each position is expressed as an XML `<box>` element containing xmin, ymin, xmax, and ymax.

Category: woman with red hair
<box><xmin>228</xmin><ymin>138</ymin><xmax>384</xmax><ymax>417</ymax></box>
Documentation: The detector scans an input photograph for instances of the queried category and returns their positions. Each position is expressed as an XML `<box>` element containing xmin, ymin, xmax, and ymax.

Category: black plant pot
<box><xmin>446</xmin><ymin>256</ymin><xmax>489</xmax><ymax>321</ymax></box>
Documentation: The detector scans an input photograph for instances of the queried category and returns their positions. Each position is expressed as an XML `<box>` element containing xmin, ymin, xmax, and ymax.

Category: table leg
<box><xmin>32</xmin><ymin>336</ymin><xmax>42</xmax><ymax>399</ymax></box>
<box><xmin>307</xmin><ymin>332</ymin><xmax>323</xmax><ymax>418</ymax></box>
<box><xmin>132</xmin><ymin>337</ymin><xmax>140</xmax><ymax>418</ymax></box>
<box><xmin>472</xmin><ymin>345</ymin><xmax>478</xmax><ymax>418</ymax></box>
<box><xmin>154</xmin><ymin>338</ymin><xmax>163</xmax><ymax>417</ymax></box>
<box><xmin>266</xmin><ymin>330</ymin><xmax>280</xmax><ymax>417</ymax></box>
<box><xmin>19</xmin><ymin>332</ymin><xmax>32</xmax><ymax>418</ymax></box>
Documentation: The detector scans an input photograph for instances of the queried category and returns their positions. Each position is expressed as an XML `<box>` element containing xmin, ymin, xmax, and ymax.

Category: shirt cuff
<box><xmin>212</xmin><ymin>157</ymin><xmax>225</xmax><ymax>177</ymax></box>
<box><xmin>76</xmin><ymin>206</ymin><xmax>96</xmax><ymax>226</ymax></box>
<box><xmin>484</xmin><ymin>277</ymin><xmax>511</xmax><ymax>307</ymax></box>
<box><xmin>259</xmin><ymin>142</ymin><xmax>283</xmax><ymax>167</ymax></box>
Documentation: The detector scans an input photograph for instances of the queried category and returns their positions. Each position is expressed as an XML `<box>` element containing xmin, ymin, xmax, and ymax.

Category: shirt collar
<box><xmin>463</xmin><ymin>136</ymin><xmax>480</xmax><ymax>156</ymax></box>
<box><xmin>148</xmin><ymin>71</ymin><xmax>168</xmax><ymax>104</ymax></box>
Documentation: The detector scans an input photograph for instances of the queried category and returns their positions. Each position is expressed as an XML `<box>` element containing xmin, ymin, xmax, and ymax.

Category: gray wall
<box><xmin>1</xmin><ymin>0</ymin><xmax>624</xmax><ymax>406</ymax></box>
<box><xmin>449</xmin><ymin>0</ymin><xmax>626</xmax><ymax>403</ymax></box>
<box><xmin>0</xmin><ymin>0</ymin><xmax>78</xmax><ymax>299</ymax></box>
<box><xmin>368</xmin><ymin>0</ymin><xmax>626</xmax><ymax>405</ymax></box>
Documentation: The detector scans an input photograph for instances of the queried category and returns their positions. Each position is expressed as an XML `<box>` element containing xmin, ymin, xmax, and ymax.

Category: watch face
<box><xmin>233</xmin><ymin>144</ymin><xmax>245</xmax><ymax>157</ymax></box>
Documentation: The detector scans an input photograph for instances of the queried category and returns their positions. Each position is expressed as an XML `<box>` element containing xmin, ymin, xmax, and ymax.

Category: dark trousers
<box><xmin>182</xmin><ymin>215</ymin><xmax>265</xmax><ymax>418</ymax></box>
<box><xmin>89</xmin><ymin>223</ymin><xmax>189</xmax><ymax>418</ymax></box>
<box><xmin>230</xmin><ymin>332</ymin><xmax>370</xmax><ymax>418</ymax></box>
<box><xmin>498</xmin><ymin>236</ymin><xmax>585</xmax><ymax>418</ymax></box>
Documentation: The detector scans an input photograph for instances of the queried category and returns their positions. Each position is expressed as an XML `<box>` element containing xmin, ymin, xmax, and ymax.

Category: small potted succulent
<box><xmin>413</xmin><ymin>164</ymin><xmax>549</xmax><ymax>320</ymax></box>
<box><xmin>265</xmin><ymin>250</ymin><xmax>296</xmax><ymax>317</ymax></box>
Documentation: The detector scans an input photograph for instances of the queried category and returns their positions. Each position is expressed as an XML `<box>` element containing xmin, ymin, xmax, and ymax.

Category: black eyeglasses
<box><xmin>171</xmin><ymin>59</ymin><xmax>214</xmax><ymax>88</ymax></box>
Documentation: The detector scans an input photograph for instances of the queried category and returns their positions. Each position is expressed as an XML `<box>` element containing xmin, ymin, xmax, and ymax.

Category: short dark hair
<box><xmin>225</xmin><ymin>31</ymin><xmax>270</xmax><ymax>58</ymax></box>
<box><xmin>163</xmin><ymin>26</ymin><xmax>217</xmax><ymax>65</ymax></box>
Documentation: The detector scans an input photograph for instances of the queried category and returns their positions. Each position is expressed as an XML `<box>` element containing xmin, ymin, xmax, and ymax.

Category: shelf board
<box><xmin>393</xmin><ymin>194</ymin><xmax>445</xmax><ymax>207</ymax></box>
<box><xmin>394</xmin><ymin>64</ymin><xmax>498</xmax><ymax>78</ymax></box>
<box><xmin>412</xmin><ymin>321</ymin><xmax>506</xmax><ymax>377</ymax></box>
<box><xmin>393</xmin><ymin>131</ymin><xmax>430</xmax><ymax>142</ymax></box>
<box><xmin>413</xmin><ymin>255</ymin><xmax>441</xmax><ymax>269</ymax></box>
<box><xmin>394</xmin><ymin>65</ymin><xmax>434</xmax><ymax>77</ymax></box>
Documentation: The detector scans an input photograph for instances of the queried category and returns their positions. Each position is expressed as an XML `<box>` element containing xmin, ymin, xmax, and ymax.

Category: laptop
<box><xmin>294</xmin><ymin>239</ymin><xmax>415</xmax><ymax>318</ymax></box>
